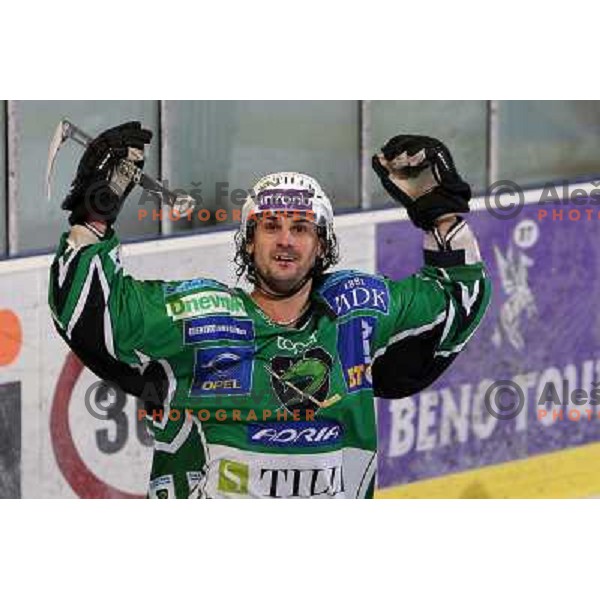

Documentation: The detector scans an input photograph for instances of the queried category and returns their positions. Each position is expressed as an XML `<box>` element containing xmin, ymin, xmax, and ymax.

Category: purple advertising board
<box><xmin>376</xmin><ymin>203</ymin><xmax>600</xmax><ymax>488</ymax></box>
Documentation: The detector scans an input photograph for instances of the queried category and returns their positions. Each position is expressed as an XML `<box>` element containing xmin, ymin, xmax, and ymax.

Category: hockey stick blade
<box><xmin>46</xmin><ymin>118</ymin><xmax>195</xmax><ymax>211</ymax></box>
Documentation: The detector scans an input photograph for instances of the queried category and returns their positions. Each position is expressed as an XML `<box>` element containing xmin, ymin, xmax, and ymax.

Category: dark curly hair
<box><xmin>234</xmin><ymin>220</ymin><xmax>340</xmax><ymax>285</ymax></box>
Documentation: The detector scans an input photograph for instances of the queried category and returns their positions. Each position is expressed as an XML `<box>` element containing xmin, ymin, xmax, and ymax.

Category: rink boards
<box><xmin>2</xmin><ymin>186</ymin><xmax>600</xmax><ymax>498</ymax></box>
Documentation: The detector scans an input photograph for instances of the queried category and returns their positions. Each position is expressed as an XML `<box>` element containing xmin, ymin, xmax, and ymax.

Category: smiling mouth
<box><xmin>273</xmin><ymin>254</ymin><xmax>296</xmax><ymax>265</ymax></box>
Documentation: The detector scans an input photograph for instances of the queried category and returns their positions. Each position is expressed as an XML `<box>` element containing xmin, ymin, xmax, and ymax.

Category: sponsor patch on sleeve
<box><xmin>321</xmin><ymin>273</ymin><xmax>389</xmax><ymax>317</ymax></box>
<box><xmin>184</xmin><ymin>316</ymin><xmax>255</xmax><ymax>344</ymax></box>
<box><xmin>337</xmin><ymin>317</ymin><xmax>376</xmax><ymax>393</ymax></box>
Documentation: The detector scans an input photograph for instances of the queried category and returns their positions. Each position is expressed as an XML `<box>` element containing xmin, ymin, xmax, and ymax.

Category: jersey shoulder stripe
<box><xmin>162</xmin><ymin>278</ymin><xmax>229</xmax><ymax>298</ymax></box>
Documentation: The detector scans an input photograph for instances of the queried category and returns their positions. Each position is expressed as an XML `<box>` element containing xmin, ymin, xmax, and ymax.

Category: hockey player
<box><xmin>49</xmin><ymin>122</ymin><xmax>490</xmax><ymax>498</ymax></box>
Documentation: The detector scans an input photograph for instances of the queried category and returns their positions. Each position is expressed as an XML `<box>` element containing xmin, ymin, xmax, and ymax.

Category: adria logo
<box><xmin>248</xmin><ymin>420</ymin><xmax>343</xmax><ymax>447</ymax></box>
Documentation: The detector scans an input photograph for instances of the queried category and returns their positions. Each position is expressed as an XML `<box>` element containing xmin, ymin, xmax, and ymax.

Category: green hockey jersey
<box><xmin>49</xmin><ymin>221</ymin><xmax>491</xmax><ymax>498</ymax></box>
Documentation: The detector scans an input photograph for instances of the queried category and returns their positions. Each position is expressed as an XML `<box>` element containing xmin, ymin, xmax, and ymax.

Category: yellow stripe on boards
<box><xmin>375</xmin><ymin>442</ymin><xmax>600</xmax><ymax>499</ymax></box>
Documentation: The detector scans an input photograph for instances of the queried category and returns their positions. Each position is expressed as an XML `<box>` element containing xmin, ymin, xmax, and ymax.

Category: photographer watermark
<box><xmin>82</xmin><ymin>372</ymin><xmax>600</xmax><ymax>427</ymax></box>
<box><xmin>485</xmin><ymin>180</ymin><xmax>526</xmax><ymax>221</ymax></box>
<box><xmin>485</xmin><ymin>179</ymin><xmax>600</xmax><ymax>222</ymax></box>
<box><xmin>137</xmin><ymin>207</ymin><xmax>316</xmax><ymax>224</ymax></box>
<box><xmin>82</xmin><ymin>380</ymin><xmax>318</xmax><ymax>424</ymax></box>
<box><xmin>483</xmin><ymin>380</ymin><xmax>526</xmax><ymax>420</ymax></box>
<box><xmin>82</xmin><ymin>179</ymin><xmax>258</xmax><ymax>223</ymax></box>
<box><xmin>484</xmin><ymin>376</ymin><xmax>600</xmax><ymax>422</ymax></box>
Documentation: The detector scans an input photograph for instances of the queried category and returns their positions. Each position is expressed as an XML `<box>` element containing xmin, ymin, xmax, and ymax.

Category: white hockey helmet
<box><xmin>240</xmin><ymin>172</ymin><xmax>335</xmax><ymax>246</ymax></box>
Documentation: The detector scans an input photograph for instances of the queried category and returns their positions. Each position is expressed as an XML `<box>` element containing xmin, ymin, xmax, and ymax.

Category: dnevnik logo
<box><xmin>166</xmin><ymin>291</ymin><xmax>247</xmax><ymax>321</ymax></box>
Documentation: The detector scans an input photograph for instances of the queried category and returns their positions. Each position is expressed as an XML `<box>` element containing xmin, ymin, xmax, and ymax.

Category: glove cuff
<box><xmin>423</xmin><ymin>218</ymin><xmax>482</xmax><ymax>267</ymax></box>
<box><xmin>407</xmin><ymin>187</ymin><xmax>471</xmax><ymax>230</ymax></box>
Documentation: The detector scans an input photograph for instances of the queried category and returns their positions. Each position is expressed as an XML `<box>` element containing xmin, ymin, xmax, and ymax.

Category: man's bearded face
<box><xmin>247</xmin><ymin>213</ymin><xmax>323</xmax><ymax>294</ymax></box>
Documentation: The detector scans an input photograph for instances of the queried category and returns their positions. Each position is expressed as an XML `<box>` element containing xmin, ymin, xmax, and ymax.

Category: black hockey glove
<box><xmin>62</xmin><ymin>121</ymin><xmax>153</xmax><ymax>226</ymax></box>
<box><xmin>372</xmin><ymin>134</ymin><xmax>471</xmax><ymax>230</ymax></box>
